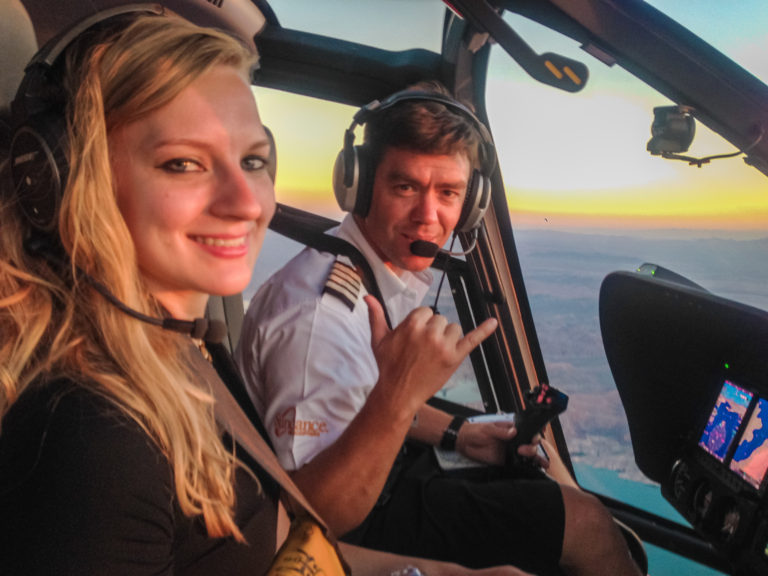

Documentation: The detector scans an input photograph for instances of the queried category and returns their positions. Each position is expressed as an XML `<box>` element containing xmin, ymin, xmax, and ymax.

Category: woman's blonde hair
<box><xmin>0</xmin><ymin>13</ymin><xmax>259</xmax><ymax>541</ymax></box>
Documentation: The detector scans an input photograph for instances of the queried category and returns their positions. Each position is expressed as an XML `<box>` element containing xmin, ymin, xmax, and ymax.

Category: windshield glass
<box><xmin>486</xmin><ymin>5</ymin><xmax>767</xmax><ymax>575</ymax></box>
<box><xmin>645</xmin><ymin>0</ymin><xmax>768</xmax><ymax>83</ymax></box>
<box><xmin>250</xmin><ymin>3</ymin><xmax>767</xmax><ymax>573</ymax></box>
<box><xmin>265</xmin><ymin>0</ymin><xmax>445</xmax><ymax>52</ymax></box>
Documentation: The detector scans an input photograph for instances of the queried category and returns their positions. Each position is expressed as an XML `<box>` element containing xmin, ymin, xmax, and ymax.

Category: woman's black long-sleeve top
<box><xmin>0</xmin><ymin>349</ymin><xmax>280</xmax><ymax>576</ymax></box>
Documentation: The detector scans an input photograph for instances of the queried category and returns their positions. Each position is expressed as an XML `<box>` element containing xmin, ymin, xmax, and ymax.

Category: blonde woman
<box><xmin>0</xmin><ymin>11</ymin><xmax>526</xmax><ymax>576</ymax></box>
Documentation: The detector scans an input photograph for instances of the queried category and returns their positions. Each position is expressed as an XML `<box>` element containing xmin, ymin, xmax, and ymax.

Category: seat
<box><xmin>0</xmin><ymin>0</ymin><xmax>37</xmax><ymax>159</ymax></box>
<box><xmin>207</xmin><ymin>203</ymin><xmax>377</xmax><ymax>352</ymax></box>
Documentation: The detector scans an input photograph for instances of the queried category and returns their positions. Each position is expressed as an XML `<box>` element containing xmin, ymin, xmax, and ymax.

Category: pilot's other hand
<box><xmin>366</xmin><ymin>295</ymin><xmax>498</xmax><ymax>414</ymax></box>
<box><xmin>540</xmin><ymin>438</ymin><xmax>579</xmax><ymax>489</ymax></box>
<box><xmin>455</xmin><ymin>421</ymin><xmax>516</xmax><ymax>466</ymax></box>
<box><xmin>514</xmin><ymin>432</ymin><xmax>551</xmax><ymax>470</ymax></box>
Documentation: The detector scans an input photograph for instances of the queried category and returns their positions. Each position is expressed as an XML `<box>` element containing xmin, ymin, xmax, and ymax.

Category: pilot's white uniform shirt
<box><xmin>236</xmin><ymin>215</ymin><xmax>432</xmax><ymax>471</ymax></box>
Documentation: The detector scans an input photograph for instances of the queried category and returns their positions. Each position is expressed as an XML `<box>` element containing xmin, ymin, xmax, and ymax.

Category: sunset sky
<box><xmin>256</xmin><ymin>1</ymin><xmax>768</xmax><ymax>232</ymax></box>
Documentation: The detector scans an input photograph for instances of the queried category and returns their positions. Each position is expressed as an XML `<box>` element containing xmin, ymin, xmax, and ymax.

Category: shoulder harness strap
<box><xmin>269</xmin><ymin>204</ymin><xmax>392</xmax><ymax>329</ymax></box>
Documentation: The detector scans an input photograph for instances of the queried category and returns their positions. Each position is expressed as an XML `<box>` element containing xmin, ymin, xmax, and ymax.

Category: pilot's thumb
<box><xmin>364</xmin><ymin>295</ymin><xmax>389</xmax><ymax>348</ymax></box>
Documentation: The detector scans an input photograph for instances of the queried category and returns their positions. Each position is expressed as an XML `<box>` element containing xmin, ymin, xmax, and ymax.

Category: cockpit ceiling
<box><xmin>20</xmin><ymin>0</ymin><xmax>267</xmax><ymax>48</ymax></box>
<box><xmin>18</xmin><ymin>0</ymin><xmax>768</xmax><ymax>175</ymax></box>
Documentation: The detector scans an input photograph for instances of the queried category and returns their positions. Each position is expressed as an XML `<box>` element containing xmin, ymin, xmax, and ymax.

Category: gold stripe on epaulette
<box><xmin>322</xmin><ymin>260</ymin><xmax>362</xmax><ymax>311</ymax></box>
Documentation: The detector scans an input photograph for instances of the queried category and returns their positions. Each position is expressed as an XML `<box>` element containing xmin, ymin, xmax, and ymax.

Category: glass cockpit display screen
<box><xmin>699</xmin><ymin>380</ymin><xmax>753</xmax><ymax>462</ymax></box>
<box><xmin>730</xmin><ymin>397</ymin><xmax>768</xmax><ymax>490</ymax></box>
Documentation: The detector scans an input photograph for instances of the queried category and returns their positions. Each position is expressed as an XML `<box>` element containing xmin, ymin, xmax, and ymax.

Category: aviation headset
<box><xmin>8</xmin><ymin>4</ymin><xmax>275</xmax><ymax>236</ymax></box>
<box><xmin>332</xmin><ymin>90</ymin><xmax>497</xmax><ymax>233</ymax></box>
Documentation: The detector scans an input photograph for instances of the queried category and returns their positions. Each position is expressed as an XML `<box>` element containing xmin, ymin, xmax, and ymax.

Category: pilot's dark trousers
<box><xmin>342</xmin><ymin>443</ymin><xmax>565</xmax><ymax>576</ymax></box>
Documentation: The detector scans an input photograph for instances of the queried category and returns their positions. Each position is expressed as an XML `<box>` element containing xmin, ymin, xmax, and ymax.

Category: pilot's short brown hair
<box><xmin>363</xmin><ymin>80</ymin><xmax>483</xmax><ymax>174</ymax></box>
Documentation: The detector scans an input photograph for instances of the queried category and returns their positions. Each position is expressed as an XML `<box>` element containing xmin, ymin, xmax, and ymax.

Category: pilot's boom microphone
<box><xmin>409</xmin><ymin>231</ymin><xmax>479</xmax><ymax>258</ymax></box>
<box><xmin>410</xmin><ymin>234</ymin><xmax>475</xmax><ymax>315</ymax></box>
<box><xmin>410</xmin><ymin>240</ymin><xmax>441</xmax><ymax>258</ymax></box>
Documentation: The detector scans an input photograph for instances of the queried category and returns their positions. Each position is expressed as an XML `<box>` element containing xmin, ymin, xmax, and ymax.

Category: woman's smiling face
<box><xmin>109</xmin><ymin>65</ymin><xmax>275</xmax><ymax>318</ymax></box>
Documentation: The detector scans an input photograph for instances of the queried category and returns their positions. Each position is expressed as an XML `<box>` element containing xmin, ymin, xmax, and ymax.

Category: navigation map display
<box><xmin>699</xmin><ymin>380</ymin><xmax>753</xmax><ymax>462</ymax></box>
<box><xmin>730</xmin><ymin>397</ymin><xmax>768</xmax><ymax>490</ymax></box>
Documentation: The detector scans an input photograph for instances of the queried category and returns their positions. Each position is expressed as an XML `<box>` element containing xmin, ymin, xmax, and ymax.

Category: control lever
<box><xmin>506</xmin><ymin>382</ymin><xmax>569</xmax><ymax>465</ymax></box>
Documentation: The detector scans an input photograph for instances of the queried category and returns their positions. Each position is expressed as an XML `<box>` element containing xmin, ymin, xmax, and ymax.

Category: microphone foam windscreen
<box><xmin>410</xmin><ymin>240</ymin><xmax>440</xmax><ymax>258</ymax></box>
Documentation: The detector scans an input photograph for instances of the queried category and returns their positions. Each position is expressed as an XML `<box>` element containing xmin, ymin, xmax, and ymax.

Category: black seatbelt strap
<box><xmin>269</xmin><ymin>204</ymin><xmax>393</xmax><ymax>330</ymax></box>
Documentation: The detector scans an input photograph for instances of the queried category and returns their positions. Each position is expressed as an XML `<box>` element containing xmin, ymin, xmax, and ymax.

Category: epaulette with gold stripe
<box><xmin>322</xmin><ymin>260</ymin><xmax>362</xmax><ymax>311</ymax></box>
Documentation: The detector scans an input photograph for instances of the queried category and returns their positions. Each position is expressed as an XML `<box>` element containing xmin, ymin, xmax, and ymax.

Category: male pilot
<box><xmin>236</xmin><ymin>82</ymin><xmax>642</xmax><ymax>576</ymax></box>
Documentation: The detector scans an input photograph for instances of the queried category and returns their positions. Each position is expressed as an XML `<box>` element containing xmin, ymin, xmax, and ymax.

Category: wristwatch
<box><xmin>439</xmin><ymin>415</ymin><xmax>466</xmax><ymax>451</ymax></box>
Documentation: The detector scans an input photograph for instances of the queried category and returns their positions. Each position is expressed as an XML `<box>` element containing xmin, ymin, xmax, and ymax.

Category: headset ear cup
<box><xmin>333</xmin><ymin>146</ymin><xmax>356</xmax><ymax>212</ymax></box>
<box><xmin>456</xmin><ymin>169</ymin><xmax>491</xmax><ymax>233</ymax></box>
<box><xmin>10</xmin><ymin>111</ymin><xmax>68</xmax><ymax>232</ymax></box>
<box><xmin>352</xmin><ymin>144</ymin><xmax>372</xmax><ymax>217</ymax></box>
<box><xmin>333</xmin><ymin>143</ymin><xmax>373</xmax><ymax>217</ymax></box>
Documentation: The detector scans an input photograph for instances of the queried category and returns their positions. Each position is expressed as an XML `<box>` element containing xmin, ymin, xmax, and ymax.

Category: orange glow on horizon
<box><xmin>508</xmin><ymin>208</ymin><xmax>768</xmax><ymax>232</ymax></box>
<box><xmin>274</xmin><ymin>182</ymin><xmax>768</xmax><ymax>232</ymax></box>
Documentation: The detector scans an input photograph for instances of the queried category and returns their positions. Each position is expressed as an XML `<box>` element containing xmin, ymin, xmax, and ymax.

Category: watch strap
<box><xmin>439</xmin><ymin>415</ymin><xmax>466</xmax><ymax>451</ymax></box>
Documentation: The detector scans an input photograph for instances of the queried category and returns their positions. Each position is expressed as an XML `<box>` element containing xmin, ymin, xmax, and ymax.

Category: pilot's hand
<box><xmin>455</xmin><ymin>421</ymin><xmax>516</xmax><ymax>466</ymax></box>
<box><xmin>540</xmin><ymin>438</ymin><xmax>579</xmax><ymax>488</ymax></box>
<box><xmin>366</xmin><ymin>295</ymin><xmax>498</xmax><ymax>414</ymax></box>
<box><xmin>514</xmin><ymin>431</ymin><xmax>550</xmax><ymax>469</ymax></box>
<box><xmin>456</xmin><ymin>422</ymin><xmax>548</xmax><ymax>468</ymax></box>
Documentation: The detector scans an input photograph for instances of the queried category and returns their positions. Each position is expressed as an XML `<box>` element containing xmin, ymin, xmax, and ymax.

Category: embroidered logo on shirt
<box><xmin>322</xmin><ymin>260</ymin><xmax>361</xmax><ymax>311</ymax></box>
<box><xmin>274</xmin><ymin>406</ymin><xmax>329</xmax><ymax>437</ymax></box>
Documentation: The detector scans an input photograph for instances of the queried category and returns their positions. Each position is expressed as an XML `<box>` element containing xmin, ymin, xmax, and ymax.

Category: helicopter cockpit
<box><xmin>4</xmin><ymin>1</ymin><xmax>768</xmax><ymax>575</ymax></box>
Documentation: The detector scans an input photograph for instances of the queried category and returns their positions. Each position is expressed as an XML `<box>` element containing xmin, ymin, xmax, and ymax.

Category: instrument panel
<box><xmin>600</xmin><ymin>266</ymin><xmax>768</xmax><ymax>575</ymax></box>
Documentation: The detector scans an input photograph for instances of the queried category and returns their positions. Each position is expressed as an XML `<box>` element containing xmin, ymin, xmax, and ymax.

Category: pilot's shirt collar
<box><xmin>335</xmin><ymin>214</ymin><xmax>432</xmax><ymax>327</ymax></box>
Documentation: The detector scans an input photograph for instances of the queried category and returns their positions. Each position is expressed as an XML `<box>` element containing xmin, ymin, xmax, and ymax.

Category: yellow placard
<box><xmin>267</xmin><ymin>518</ymin><xmax>348</xmax><ymax>576</ymax></box>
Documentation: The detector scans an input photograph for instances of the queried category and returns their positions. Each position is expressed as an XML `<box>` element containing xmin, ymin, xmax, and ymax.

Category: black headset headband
<box><xmin>9</xmin><ymin>3</ymin><xmax>276</xmax><ymax>237</ymax></box>
<box><xmin>41</xmin><ymin>4</ymin><xmax>163</xmax><ymax>68</ymax></box>
<box><xmin>9</xmin><ymin>4</ymin><xmax>165</xmax><ymax>233</ymax></box>
<box><xmin>12</xmin><ymin>4</ymin><xmax>164</xmax><ymax>123</ymax></box>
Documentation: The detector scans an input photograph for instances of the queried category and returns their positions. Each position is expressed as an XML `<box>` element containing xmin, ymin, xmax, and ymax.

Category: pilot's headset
<box><xmin>9</xmin><ymin>5</ymin><xmax>276</xmax><ymax>237</ymax></box>
<box><xmin>333</xmin><ymin>89</ymin><xmax>497</xmax><ymax>233</ymax></box>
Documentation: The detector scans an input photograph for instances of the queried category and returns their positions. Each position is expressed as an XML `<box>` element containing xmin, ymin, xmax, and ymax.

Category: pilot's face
<box><xmin>110</xmin><ymin>65</ymin><xmax>275</xmax><ymax>319</ymax></box>
<box><xmin>357</xmin><ymin>146</ymin><xmax>469</xmax><ymax>274</ymax></box>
